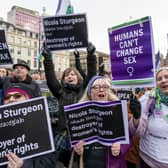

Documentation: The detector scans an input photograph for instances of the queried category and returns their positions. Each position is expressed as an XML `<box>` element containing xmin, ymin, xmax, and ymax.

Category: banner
<box><xmin>43</xmin><ymin>14</ymin><xmax>88</xmax><ymax>51</ymax></box>
<box><xmin>0</xmin><ymin>97</ymin><xmax>55</xmax><ymax>166</ymax></box>
<box><xmin>108</xmin><ymin>16</ymin><xmax>155</xmax><ymax>88</ymax></box>
<box><xmin>64</xmin><ymin>100</ymin><xmax>129</xmax><ymax>147</ymax></box>
<box><xmin>0</xmin><ymin>29</ymin><xmax>13</xmax><ymax>65</ymax></box>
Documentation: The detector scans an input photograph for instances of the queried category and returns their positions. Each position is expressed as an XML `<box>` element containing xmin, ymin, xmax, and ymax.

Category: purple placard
<box><xmin>108</xmin><ymin>16</ymin><xmax>155</xmax><ymax>87</ymax></box>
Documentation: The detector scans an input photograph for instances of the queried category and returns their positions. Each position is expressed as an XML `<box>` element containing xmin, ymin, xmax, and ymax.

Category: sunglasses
<box><xmin>4</xmin><ymin>93</ymin><xmax>25</xmax><ymax>100</ymax></box>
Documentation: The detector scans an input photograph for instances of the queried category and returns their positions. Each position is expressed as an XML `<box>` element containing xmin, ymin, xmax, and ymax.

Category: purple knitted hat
<box><xmin>87</xmin><ymin>75</ymin><xmax>105</xmax><ymax>97</ymax></box>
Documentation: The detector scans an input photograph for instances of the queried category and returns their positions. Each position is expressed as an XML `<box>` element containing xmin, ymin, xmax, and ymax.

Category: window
<box><xmin>27</xmin><ymin>40</ymin><xmax>31</xmax><ymax>47</ymax></box>
<box><xmin>27</xmin><ymin>60</ymin><xmax>31</xmax><ymax>67</ymax></box>
<box><xmin>34</xmin><ymin>42</ymin><xmax>37</xmax><ymax>48</ymax></box>
<box><xmin>34</xmin><ymin>50</ymin><xmax>37</xmax><ymax>57</ymax></box>
<box><xmin>17</xmin><ymin>49</ymin><xmax>21</xmax><ymax>55</ymax></box>
<box><xmin>9</xmin><ymin>36</ymin><xmax>15</xmax><ymax>43</ymax></box>
<box><xmin>10</xmin><ymin>48</ymin><xmax>14</xmax><ymax>54</ymax></box>
<box><xmin>28</xmin><ymin>48</ymin><xmax>31</xmax><ymax>56</ymax></box>
<box><xmin>34</xmin><ymin>59</ymin><xmax>37</xmax><ymax>68</ymax></box>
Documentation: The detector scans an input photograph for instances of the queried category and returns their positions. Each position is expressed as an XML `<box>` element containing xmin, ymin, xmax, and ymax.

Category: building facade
<box><xmin>7</xmin><ymin>6</ymin><xmax>40</xmax><ymax>33</ymax></box>
<box><xmin>0</xmin><ymin>6</ymin><xmax>71</xmax><ymax>73</ymax></box>
<box><xmin>0</xmin><ymin>19</ymin><xmax>39</xmax><ymax>70</ymax></box>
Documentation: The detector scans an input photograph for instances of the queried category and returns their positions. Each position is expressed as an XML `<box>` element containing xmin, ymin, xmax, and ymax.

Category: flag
<box><xmin>155</xmin><ymin>50</ymin><xmax>161</xmax><ymax>70</ymax></box>
<box><xmin>56</xmin><ymin>0</ymin><xmax>74</xmax><ymax>15</ymax></box>
<box><xmin>36</xmin><ymin>52</ymin><xmax>44</xmax><ymax>61</ymax></box>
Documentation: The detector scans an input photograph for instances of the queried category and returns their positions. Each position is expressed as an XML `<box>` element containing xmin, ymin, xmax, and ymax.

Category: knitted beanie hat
<box><xmin>4</xmin><ymin>83</ymin><xmax>34</xmax><ymax>99</ymax></box>
<box><xmin>87</xmin><ymin>75</ymin><xmax>105</xmax><ymax>97</ymax></box>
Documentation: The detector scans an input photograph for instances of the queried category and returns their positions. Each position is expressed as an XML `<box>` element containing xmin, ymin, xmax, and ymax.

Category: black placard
<box><xmin>64</xmin><ymin>101</ymin><xmax>129</xmax><ymax>147</ymax></box>
<box><xmin>0</xmin><ymin>97</ymin><xmax>55</xmax><ymax>166</ymax></box>
<box><xmin>43</xmin><ymin>14</ymin><xmax>88</xmax><ymax>50</ymax></box>
<box><xmin>0</xmin><ymin>30</ymin><xmax>13</xmax><ymax>65</ymax></box>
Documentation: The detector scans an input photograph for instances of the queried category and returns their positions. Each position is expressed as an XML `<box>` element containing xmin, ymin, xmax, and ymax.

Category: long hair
<box><xmin>79</xmin><ymin>76</ymin><xmax>118</xmax><ymax>102</ymax></box>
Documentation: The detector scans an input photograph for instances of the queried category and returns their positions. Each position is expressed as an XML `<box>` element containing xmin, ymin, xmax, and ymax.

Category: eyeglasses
<box><xmin>4</xmin><ymin>93</ymin><xmax>24</xmax><ymax>100</ymax></box>
<box><xmin>91</xmin><ymin>85</ymin><xmax>110</xmax><ymax>91</ymax></box>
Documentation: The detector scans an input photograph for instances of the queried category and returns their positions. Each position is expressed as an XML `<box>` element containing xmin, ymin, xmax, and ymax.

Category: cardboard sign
<box><xmin>43</xmin><ymin>14</ymin><xmax>88</xmax><ymax>50</ymax></box>
<box><xmin>64</xmin><ymin>100</ymin><xmax>129</xmax><ymax>147</ymax></box>
<box><xmin>0</xmin><ymin>29</ymin><xmax>13</xmax><ymax>65</ymax></box>
<box><xmin>0</xmin><ymin>97</ymin><xmax>55</xmax><ymax>166</ymax></box>
<box><xmin>108</xmin><ymin>16</ymin><xmax>155</xmax><ymax>88</ymax></box>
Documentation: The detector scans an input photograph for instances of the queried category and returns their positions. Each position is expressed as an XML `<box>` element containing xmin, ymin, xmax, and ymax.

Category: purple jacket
<box><xmin>106</xmin><ymin>143</ymin><xmax>132</xmax><ymax>168</ymax></box>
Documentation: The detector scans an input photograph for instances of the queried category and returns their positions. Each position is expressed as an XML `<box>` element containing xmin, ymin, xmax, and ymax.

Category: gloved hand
<box><xmin>99</xmin><ymin>63</ymin><xmax>105</xmax><ymax>76</ymax></box>
<box><xmin>87</xmin><ymin>42</ymin><xmax>96</xmax><ymax>55</ymax></box>
<box><xmin>41</xmin><ymin>43</ymin><xmax>52</xmax><ymax>61</ymax></box>
<box><xmin>73</xmin><ymin>49</ymin><xmax>80</xmax><ymax>58</ymax></box>
<box><xmin>130</xmin><ymin>94</ymin><xmax>141</xmax><ymax>119</ymax></box>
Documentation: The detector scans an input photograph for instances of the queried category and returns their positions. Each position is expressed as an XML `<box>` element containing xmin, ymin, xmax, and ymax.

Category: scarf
<box><xmin>150</xmin><ymin>88</ymin><xmax>168</xmax><ymax>111</ymax></box>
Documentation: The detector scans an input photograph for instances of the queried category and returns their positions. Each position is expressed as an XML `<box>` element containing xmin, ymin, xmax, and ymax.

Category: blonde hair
<box><xmin>79</xmin><ymin>77</ymin><xmax>118</xmax><ymax>102</ymax></box>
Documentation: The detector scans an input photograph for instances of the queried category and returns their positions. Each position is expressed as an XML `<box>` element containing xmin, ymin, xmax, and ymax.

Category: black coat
<box><xmin>0</xmin><ymin>75</ymin><xmax>41</xmax><ymax>98</ymax></box>
<box><xmin>43</xmin><ymin>53</ymin><xmax>96</xmax><ymax>132</ymax></box>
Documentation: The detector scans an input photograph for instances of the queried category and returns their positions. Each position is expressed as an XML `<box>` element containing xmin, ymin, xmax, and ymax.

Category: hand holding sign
<box><xmin>111</xmin><ymin>142</ymin><xmax>121</xmax><ymax>156</ymax></box>
<box><xmin>41</xmin><ymin>43</ymin><xmax>52</xmax><ymax>61</ymax></box>
<box><xmin>74</xmin><ymin>140</ymin><xmax>84</xmax><ymax>156</ymax></box>
<box><xmin>7</xmin><ymin>152</ymin><xmax>23</xmax><ymax>168</ymax></box>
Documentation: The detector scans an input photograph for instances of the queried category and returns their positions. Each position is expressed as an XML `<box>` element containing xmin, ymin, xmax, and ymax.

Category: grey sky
<box><xmin>1</xmin><ymin>0</ymin><xmax>168</xmax><ymax>55</ymax></box>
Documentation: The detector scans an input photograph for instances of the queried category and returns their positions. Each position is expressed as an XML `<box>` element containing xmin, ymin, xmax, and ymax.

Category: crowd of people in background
<box><xmin>0</xmin><ymin>41</ymin><xmax>168</xmax><ymax>168</ymax></box>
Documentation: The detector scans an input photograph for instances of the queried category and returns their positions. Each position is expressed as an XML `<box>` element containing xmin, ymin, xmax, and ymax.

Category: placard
<box><xmin>64</xmin><ymin>100</ymin><xmax>129</xmax><ymax>147</ymax></box>
<box><xmin>0</xmin><ymin>97</ymin><xmax>55</xmax><ymax>166</ymax></box>
<box><xmin>108</xmin><ymin>16</ymin><xmax>155</xmax><ymax>88</ymax></box>
<box><xmin>0</xmin><ymin>29</ymin><xmax>13</xmax><ymax>65</ymax></box>
<box><xmin>43</xmin><ymin>14</ymin><xmax>88</xmax><ymax>50</ymax></box>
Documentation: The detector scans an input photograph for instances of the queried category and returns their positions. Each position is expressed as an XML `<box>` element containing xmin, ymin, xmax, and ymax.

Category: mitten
<box><xmin>87</xmin><ymin>42</ymin><xmax>96</xmax><ymax>56</ymax></box>
<box><xmin>99</xmin><ymin>63</ymin><xmax>105</xmax><ymax>76</ymax></box>
<box><xmin>41</xmin><ymin>43</ymin><xmax>52</xmax><ymax>61</ymax></box>
<box><xmin>73</xmin><ymin>49</ymin><xmax>80</xmax><ymax>58</ymax></box>
<box><xmin>130</xmin><ymin>94</ymin><xmax>141</xmax><ymax>119</ymax></box>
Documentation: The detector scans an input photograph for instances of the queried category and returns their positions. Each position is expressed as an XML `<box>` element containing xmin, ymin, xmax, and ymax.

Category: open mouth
<box><xmin>68</xmin><ymin>80</ymin><xmax>74</xmax><ymax>83</ymax></box>
<box><xmin>161</xmin><ymin>85</ymin><xmax>168</xmax><ymax>89</ymax></box>
<box><xmin>98</xmin><ymin>94</ymin><xmax>105</xmax><ymax>98</ymax></box>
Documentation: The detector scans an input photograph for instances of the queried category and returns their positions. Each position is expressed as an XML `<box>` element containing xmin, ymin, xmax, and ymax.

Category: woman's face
<box><xmin>90</xmin><ymin>79</ymin><xmax>110</xmax><ymax>101</ymax></box>
<box><xmin>64</xmin><ymin>70</ymin><xmax>78</xmax><ymax>85</ymax></box>
<box><xmin>157</xmin><ymin>69</ymin><xmax>168</xmax><ymax>95</ymax></box>
<box><xmin>4</xmin><ymin>91</ymin><xmax>28</xmax><ymax>104</ymax></box>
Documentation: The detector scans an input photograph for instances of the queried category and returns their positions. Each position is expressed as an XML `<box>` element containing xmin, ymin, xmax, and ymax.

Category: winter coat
<box><xmin>107</xmin><ymin>144</ymin><xmax>131</xmax><ymax>168</ymax></box>
<box><xmin>23</xmin><ymin>152</ymin><xmax>60</xmax><ymax>168</ymax></box>
<box><xmin>0</xmin><ymin>75</ymin><xmax>41</xmax><ymax>98</ymax></box>
<box><xmin>72</xmin><ymin>142</ymin><xmax>131</xmax><ymax>168</ymax></box>
<box><xmin>43</xmin><ymin>54</ymin><xmax>96</xmax><ymax>132</ymax></box>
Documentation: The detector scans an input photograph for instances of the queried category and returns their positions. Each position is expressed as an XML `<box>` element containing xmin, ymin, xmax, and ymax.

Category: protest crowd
<box><xmin>0</xmin><ymin>5</ymin><xmax>168</xmax><ymax>168</ymax></box>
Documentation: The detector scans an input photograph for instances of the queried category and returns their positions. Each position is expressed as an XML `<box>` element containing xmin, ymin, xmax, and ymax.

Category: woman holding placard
<box><xmin>72</xmin><ymin>75</ymin><xmax>133</xmax><ymax>168</ymax></box>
